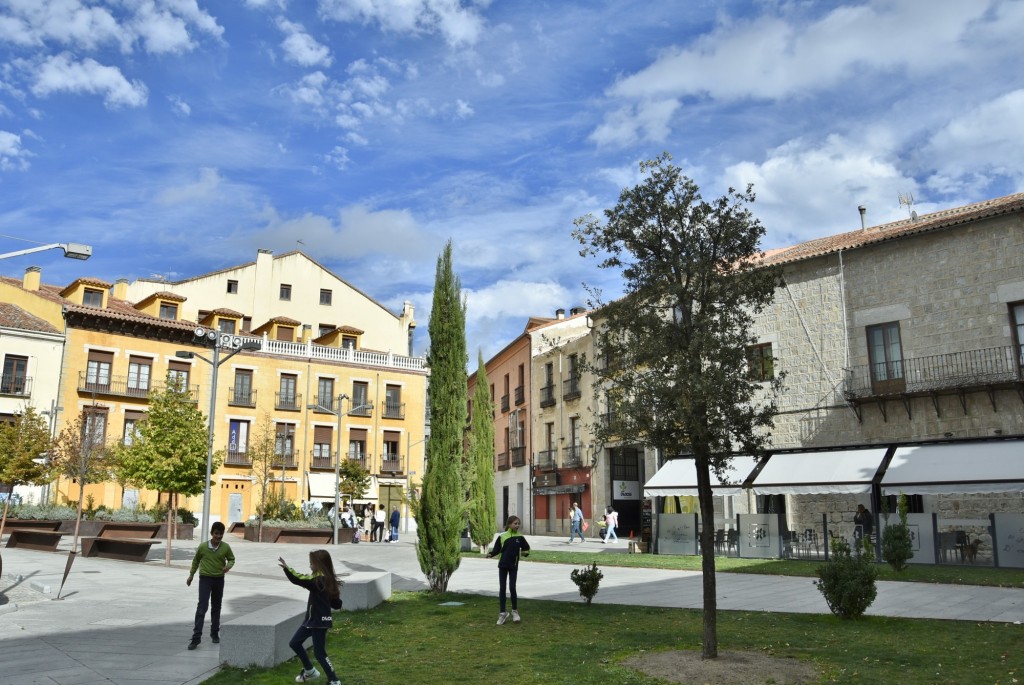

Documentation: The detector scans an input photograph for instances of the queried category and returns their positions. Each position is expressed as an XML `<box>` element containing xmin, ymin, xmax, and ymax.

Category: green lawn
<box><xmin>205</xmin><ymin>590</ymin><xmax>1023</xmax><ymax>685</ymax></box>
<box><xmin>507</xmin><ymin>551</ymin><xmax>1024</xmax><ymax>588</ymax></box>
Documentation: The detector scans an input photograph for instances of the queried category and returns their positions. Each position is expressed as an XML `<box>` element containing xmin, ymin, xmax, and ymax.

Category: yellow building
<box><xmin>0</xmin><ymin>252</ymin><xmax>427</xmax><ymax>525</ymax></box>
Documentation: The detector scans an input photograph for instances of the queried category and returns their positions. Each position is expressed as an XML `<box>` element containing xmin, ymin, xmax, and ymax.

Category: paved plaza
<box><xmin>1</xmin><ymin>533</ymin><xmax>1022</xmax><ymax>684</ymax></box>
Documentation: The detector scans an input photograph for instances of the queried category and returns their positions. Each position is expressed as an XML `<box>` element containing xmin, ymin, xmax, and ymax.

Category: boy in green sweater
<box><xmin>187</xmin><ymin>521</ymin><xmax>235</xmax><ymax>650</ymax></box>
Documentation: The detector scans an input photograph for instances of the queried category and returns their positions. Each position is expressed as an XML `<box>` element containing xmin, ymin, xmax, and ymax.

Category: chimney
<box><xmin>858</xmin><ymin>205</ymin><xmax>867</xmax><ymax>231</ymax></box>
<box><xmin>301</xmin><ymin>324</ymin><xmax>312</xmax><ymax>344</ymax></box>
<box><xmin>555</xmin><ymin>308</ymin><xmax>565</xmax><ymax>319</ymax></box>
<box><xmin>570</xmin><ymin>306</ymin><xmax>584</xmax><ymax>316</ymax></box>
<box><xmin>113</xmin><ymin>278</ymin><xmax>129</xmax><ymax>301</ymax></box>
<box><xmin>23</xmin><ymin>266</ymin><xmax>41</xmax><ymax>291</ymax></box>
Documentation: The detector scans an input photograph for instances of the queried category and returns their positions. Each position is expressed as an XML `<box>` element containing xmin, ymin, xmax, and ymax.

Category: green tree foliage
<box><xmin>121</xmin><ymin>384</ymin><xmax>215</xmax><ymax>564</ymax></box>
<box><xmin>416</xmin><ymin>240</ymin><xmax>469</xmax><ymax>592</ymax></box>
<box><xmin>573</xmin><ymin>153</ymin><xmax>783</xmax><ymax>657</ymax></box>
<box><xmin>338</xmin><ymin>456</ymin><xmax>371</xmax><ymax>504</ymax></box>
<box><xmin>467</xmin><ymin>351</ymin><xmax>497</xmax><ymax>550</ymax></box>
<box><xmin>49</xmin><ymin>412</ymin><xmax>113</xmax><ymax>548</ymax></box>
<box><xmin>816</xmin><ymin>537</ymin><xmax>878</xmax><ymax>618</ymax></box>
<box><xmin>0</xmin><ymin>405</ymin><xmax>51</xmax><ymax>535</ymax></box>
<box><xmin>570</xmin><ymin>562</ymin><xmax>604</xmax><ymax>604</ymax></box>
<box><xmin>881</xmin><ymin>492</ymin><xmax>914</xmax><ymax>572</ymax></box>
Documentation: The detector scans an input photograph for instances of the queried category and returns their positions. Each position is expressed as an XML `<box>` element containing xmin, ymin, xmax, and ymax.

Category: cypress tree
<box><xmin>467</xmin><ymin>351</ymin><xmax>497</xmax><ymax>551</ymax></box>
<box><xmin>416</xmin><ymin>240</ymin><xmax>468</xmax><ymax>592</ymax></box>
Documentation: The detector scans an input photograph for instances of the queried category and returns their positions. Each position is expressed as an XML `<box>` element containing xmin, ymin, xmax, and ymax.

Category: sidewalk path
<box><xmin>0</xmin><ymin>534</ymin><xmax>1021</xmax><ymax>684</ymax></box>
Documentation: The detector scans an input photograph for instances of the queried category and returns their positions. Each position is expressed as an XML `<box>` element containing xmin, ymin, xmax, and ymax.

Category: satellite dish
<box><xmin>194</xmin><ymin>327</ymin><xmax>206</xmax><ymax>338</ymax></box>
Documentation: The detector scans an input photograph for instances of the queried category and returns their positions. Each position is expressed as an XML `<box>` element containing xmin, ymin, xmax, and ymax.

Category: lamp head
<box><xmin>61</xmin><ymin>243</ymin><xmax>92</xmax><ymax>260</ymax></box>
<box><xmin>175</xmin><ymin>351</ymin><xmax>195</xmax><ymax>359</ymax></box>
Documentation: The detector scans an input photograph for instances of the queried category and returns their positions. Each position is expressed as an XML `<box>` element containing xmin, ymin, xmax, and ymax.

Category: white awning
<box><xmin>643</xmin><ymin>456</ymin><xmax>759</xmax><ymax>497</ymax></box>
<box><xmin>308</xmin><ymin>473</ymin><xmax>338</xmax><ymax>501</ymax></box>
<box><xmin>750</xmin><ymin>448</ymin><xmax>889</xmax><ymax>495</ymax></box>
<box><xmin>881</xmin><ymin>441</ymin><xmax>1024</xmax><ymax>495</ymax></box>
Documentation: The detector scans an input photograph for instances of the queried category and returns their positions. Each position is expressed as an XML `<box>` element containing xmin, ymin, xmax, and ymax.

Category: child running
<box><xmin>486</xmin><ymin>515</ymin><xmax>531</xmax><ymax>625</ymax></box>
<box><xmin>279</xmin><ymin>551</ymin><xmax>344</xmax><ymax>684</ymax></box>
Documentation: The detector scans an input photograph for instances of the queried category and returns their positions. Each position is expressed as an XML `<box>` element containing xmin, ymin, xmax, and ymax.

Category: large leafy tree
<box><xmin>0</xmin><ymin>405</ymin><xmax>51</xmax><ymax>536</ymax></box>
<box><xmin>467</xmin><ymin>351</ymin><xmax>497</xmax><ymax>551</ymax></box>
<box><xmin>122</xmin><ymin>384</ymin><xmax>215</xmax><ymax>565</ymax></box>
<box><xmin>338</xmin><ymin>457</ymin><xmax>371</xmax><ymax>504</ymax></box>
<box><xmin>573</xmin><ymin>153</ymin><xmax>782</xmax><ymax>657</ymax></box>
<box><xmin>416</xmin><ymin>240</ymin><xmax>468</xmax><ymax>592</ymax></box>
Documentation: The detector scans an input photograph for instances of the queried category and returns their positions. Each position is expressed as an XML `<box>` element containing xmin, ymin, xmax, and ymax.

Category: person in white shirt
<box><xmin>603</xmin><ymin>506</ymin><xmax>619</xmax><ymax>543</ymax></box>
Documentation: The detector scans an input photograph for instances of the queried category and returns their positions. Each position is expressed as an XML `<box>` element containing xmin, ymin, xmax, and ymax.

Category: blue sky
<box><xmin>1</xmin><ymin>0</ymin><xmax>1023</xmax><ymax>361</ymax></box>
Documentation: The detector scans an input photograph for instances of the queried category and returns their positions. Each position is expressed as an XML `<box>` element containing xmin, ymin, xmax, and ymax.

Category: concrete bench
<box><xmin>5</xmin><ymin>528</ymin><xmax>66</xmax><ymax>552</ymax></box>
<box><xmin>219</xmin><ymin>572</ymin><xmax>391</xmax><ymax>668</ymax></box>
<box><xmin>80</xmin><ymin>536</ymin><xmax>161</xmax><ymax>562</ymax></box>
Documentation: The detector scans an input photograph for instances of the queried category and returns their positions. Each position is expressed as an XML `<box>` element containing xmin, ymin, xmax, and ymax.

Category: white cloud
<box><xmin>323</xmin><ymin>145</ymin><xmax>350</xmax><ymax>169</ymax></box>
<box><xmin>157</xmin><ymin>167</ymin><xmax>223</xmax><ymax>204</ymax></box>
<box><xmin>588</xmin><ymin>99</ymin><xmax>679</xmax><ymax>147</ymax></box>
<box><xmin>453</xmin><ymin>98</ymin><xmax>473</xmax><ymax>119</ymax></box>
<box><xmin>276</xmin><ymin>17</ymin><xmax>333</xmax><ymax>67</ymax></box>
<box><xmin>31</xmin><ymin>53</ymin><xmax>148</xmax><ymax>109</ymax></box>
<box><xmin>0</xmin><ymin>129</ymin><xmax>32</xmax><ymax>171</ymax></box>
<box><xmin>318</xmin><ymin>0</ymin><xmax>486</xmax><ymax>47</ymax></box>
<box><xmin>465</xmin><ymin>279</ymin><xmax>571</xmax><ymax>326</ymax></box>
<box><xmin>168</xmin><ymin>94</ymin><xmax>191</xmax><ymax>116</ymax></box>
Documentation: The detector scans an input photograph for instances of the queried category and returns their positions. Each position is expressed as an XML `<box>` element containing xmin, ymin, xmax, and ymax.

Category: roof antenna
<box><xmin>898</xmin><ymin>192</ymin><xmax>917</xmax><ymax>221</ymax></box>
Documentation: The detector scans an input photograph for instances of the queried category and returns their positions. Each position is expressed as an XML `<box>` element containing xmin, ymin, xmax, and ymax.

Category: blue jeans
<box><xmin>390</xmin><ymin>524</ymin><xmax>399</xmax><ymax>542</ymax></box>
<box><xmin>605</xmin><ymin>524</ymin><xmax>618</xmax><ymax>542</ymax></box>
<box><xmin>289</xmin><ymin>625</ymin><xmax>338</xmax><ymax>681</ymax></box>
<box><xmin>569</xmin><ymin>520</ymin><xmax>584</xmax><ymax>542</ymax></box>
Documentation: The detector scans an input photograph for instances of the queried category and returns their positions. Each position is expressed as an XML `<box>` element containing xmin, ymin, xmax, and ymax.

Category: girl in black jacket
<box><xmin>279</xmin><ymin>550</ymin><xmax>343</xmax><ymax>684</ymax></box>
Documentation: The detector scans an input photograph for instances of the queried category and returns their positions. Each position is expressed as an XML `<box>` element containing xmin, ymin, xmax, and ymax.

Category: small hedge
<box><xmin>815</xmin><ymin>537</ymin><xmax>878</xmax><ymax>619</ymax></box>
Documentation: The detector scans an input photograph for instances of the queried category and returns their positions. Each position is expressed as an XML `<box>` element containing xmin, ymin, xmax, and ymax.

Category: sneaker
<box><xmin>211</xmin><ymin>634</ymin><xmax>220</xmax><ymax>644</ymax></box>
<box><xmin>511</xmin><ymin>610</ymin><xmax>521</xmax><ymax>623</ymax></box>
<box><xmin>328</xmin><ymin>681</ymin><xmax>341</xmax><ymax>685</ymax></box>
<box><xmin>295</xmin><ymin>667</ymin><xmax>320</xmax><ymax>682</ymax></box>
<box><xmin>496</xmin><ymin>612</ymin><xmax>509</xmax><ymax>625</ymax></box>
<box><xmin>187</xmin><ymin>639</ymin><xmax>200</xmax><ymax>650</ymax></box>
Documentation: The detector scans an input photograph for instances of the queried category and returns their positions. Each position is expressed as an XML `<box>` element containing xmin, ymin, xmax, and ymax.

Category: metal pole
<box><xmin>200</xmin><ymin>345</ymin><xmax>220</xmax><ymax>544</ymax></box>
<box><xmin>333</xmin><ymin>395</ymin><xmax>345</xmax><ymax>545</ymax></box>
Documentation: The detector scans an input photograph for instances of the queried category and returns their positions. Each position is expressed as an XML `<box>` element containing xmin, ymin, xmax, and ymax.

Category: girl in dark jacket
<box><xmin>487</xmin><ymin>515</ymin><xmax>530</xmax><ymax>625</ymax></box>
<box><xmin>279</xmin><ymin>550</ymin><xmax>343</xmax><ymax>684</ymax></box>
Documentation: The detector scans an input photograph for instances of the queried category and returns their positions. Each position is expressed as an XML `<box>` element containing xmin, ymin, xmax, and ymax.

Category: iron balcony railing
<box><xmin>271</xmin><ymin>451</ymin><xmax>297</xmax><ymax>468</ymax></box>
<box><xmin>224</xmin><ymin>450</ymin><xmax>251</xmax><ymax>466</ymax></box>
<box><xmin>311</xmin><ymin>450</ymin><xmax>333</xmax><ymax>469</ymax></box>
<box><xmin>0</xmin><ymin>374</ymin><xmax>31</xmax><ymax>396</ymax></box>
<box><xmin>563</xmin><ymin>443</ymin><xmax>584</xmax><ymax>468</ymax></box>
<box><xmin>496</xmin><ymin>451</ymin><xmax>509</xmax><ymax>470</ymax></box>
<box><xmin>347</xmin><ymin>451</ymin><xmax>367</xmax><ymax>469</ymax></box>
<box><xmin>535</xmin><ymin>448</ymin><xmax>557</xmax><ymax>471</ymax></box>
<box><xmin>514</xmin><ymin>385</ymin><xmax>525</xmax><ymax>405</ymax></box>
<box><xmin>78</xmin><ymin>372</ymin><xmax>198</xmax><ymax>401</ymax></box>
<box><xmin>510</xmin><ymin>446</ymin><xmax>526</xmax><ymax>467</ymax></box>
<box><xmin>500</xmin><ymin>394</ymin><xmax>510</xmax><ymax>413</ymax></box>
<box><xmin>349</xmin><ymin>401</ymin><xmax>373</xmax><ymax>417</ymax></box>
<box><xmin>228</xmin><ymin>387</ymin><xmax>256</xmax><ymax>407</ymax></box>
<box><xmin>382</xmin><ymin>401</ymin><xmax>405</xmax><ymax>419</ymax></box>
<box><xmin>539</xmin><ymin>384</ymin><xmax>556</xmax><ymax>408</ymax></box>
<box><xmin>844</xmin><ymin>345</ymin><xmax>1021</xmax><ymax>399</ymax></box>
<box><xmin>380</xmin><ymin>455</ymin><xmax>403</xmax><ymax>472</ymax></box>
<box><xmin>563</xmin><ymin>377</ymin><xmax>581</xmax><ymax>401</ymax></box>
<box><xmin>312</xmin><ymin>395</ymin><xmax>338</xmax><ymax>412</ymax></box>
<box><xmin>275</xmin><ymin>392</ymin><xmax>303</xmax><ymax>411</ymax></box>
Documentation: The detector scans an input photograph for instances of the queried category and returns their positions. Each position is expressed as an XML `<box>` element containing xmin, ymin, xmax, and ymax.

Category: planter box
<box><xmin>50</xmin><ymin>520</ymin><xmax>194</xmax><ymax>540</ymax></box>
<box><xmin>244</xmin><ymin>525</ymin><xmax>354</xmax><ymax>544</ymax></box>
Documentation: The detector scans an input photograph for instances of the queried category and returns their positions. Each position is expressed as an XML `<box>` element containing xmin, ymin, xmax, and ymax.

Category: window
<box><xmin>274</xmin><ymin>424</ymin><xmax>294</xmax><ymax>462</ymax></box>
<box><xmin>83</xmin><ymin>288</ymin><xmax>103</xmax><ymax>308</ymax></box>
<box><xmin>279</xmin><ymin>375</ymin><xmax>297</xmax><ymax>406</ymax></box>
<box><xmin>231</xmin><ymin>369</ymin><xmax>253</xmax><ymax>405</ymax></box>
<box><xmin>218</xmin><ymin>318</ymin><xmax>236</xmax><ymax>334</ymax></box>
<box><xmin>82</xmin><ymin>408</ymin><xmax>108</xmax><ymax>451</ymax></box>
<box><xmin>276</xmin><ymin>326</ymin><xmax>294</xmax><ymax>342</ymax></box>
<box><xmin>866</xmin><ymin>322</ymin><xmax>904</xmax><ymax>393</ymax></box>
<box><xmin>123</xmin><ymin>411</ymin><xmax>144</xmax><ymax>446</ymax></box>
<box><xmin>746</xmin><ymin>343</ymin><xmax>774</xmax><ymax>381</ymax></box>
<box><xmin>341</xmin><ymin>335</ymin><xmax>357</xmax><ymax>350</ymax></box>
<box><xmin>348</xmin><ymin>428</ymin><xmax>367</xmax><ymax>459</ymax></box>
<box><xmin>350</xmin><ymin>381</ymin><xmax>371</xmax><ymax>415</ymax></box>
<box><xmin>1011</xmin><ymin>302</ymin><xmax>1024</xmax><ymax>369</ymax></box>
<box><xmin>1</xmin><ymin>355</ymin><xmax>28</xmax><ymax>395</ymax></box>
<box><xmin>166</xmin><ymin>361</ymin><xmax>190</xmax><ymax>392</ymax></box>
<box><xmin>317</xmin><ymin>377</ymin><xmax>335</xmax><ymax>410</ymax></box>
<box><xmin>86</xmin><ymin>350</ymin><xmax>113</xmax><ymax>389</ymax></box>
<box><xmin>318</xmin><ymin>324</ymin><xmax>335</xmax><ymax>338</ymax></box>
<box><xmin>313</xmin><ymin>425</ymin><xmax>332</xmax><ymax>463</ymax></box>
<box><xmin>384</xmin><ymin>384</ymin><xmax>403</xmax><ymax>418</ymax></box>
<box><xmin>127</xmin><ymin>356</ymin><xmax>152</xmax><ymax>394</ymax></box>
<box><xmin>159</xmin><ymin>302</ymin><xmax>178</xmax><ymax>320</ymax></box>
<box><xmin>320</xmin><ymin>289</ymin><xmax>332</xmax><ymax>305</ymax></box>
<box><xmin>611</xmin><ymin>447</ymin><xmax>639</xmax><ymax>481</ymax></box>
<box><xmin>227</xmin><ymin>280</ymin><xmax>238</xmax><ymax>294</ymax></box>
<box><xmin>280</xmin><ymin>284</ymin><xmax>292</xmax><ymax>300</ymax></box>
<box><xmin>228</xmin><ymin>419</ymin><xmax>250</xmax><ymax>458</ymax></box>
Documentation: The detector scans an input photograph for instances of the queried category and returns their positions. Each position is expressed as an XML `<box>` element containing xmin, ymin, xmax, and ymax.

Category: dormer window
<box><xmin>341</xmin><ymin>335</ymin><xmax>357</xmax><ymax>350</ymax></box>
<box><xmin>83</xmin><ymin>288</ymin><xmax>104</xmax><ymax>308</ymax></box>
<box><xmin>218</xmin><ymin>318</ymin><xmax>236</xmax><ymax>334</ymax></box>
<box><xmin>159</xmin><ymin>303</ymin><xmax>178</xmax><ymax>320</ymax></box>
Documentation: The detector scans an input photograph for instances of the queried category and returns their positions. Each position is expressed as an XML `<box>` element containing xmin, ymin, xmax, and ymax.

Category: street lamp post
<box><xmin>308</xmin><ymin>394</ymin><xmax>371</xmax><ymax>544</ymax></box>
<box><xmin>177</xmin><ymin>330</ymin><xmax>261</xmax><ymax>543</ymax></box>
<box><xmin>0</xmin><ymin>241</ymin><xmax>92</xmax><ymax>260</ymax></box>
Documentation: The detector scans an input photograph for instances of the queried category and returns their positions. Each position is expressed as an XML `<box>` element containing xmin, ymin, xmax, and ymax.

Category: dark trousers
<box><xmin>290</xmin><ymin>625</ymin><xmax>338</xmax><ymax>681</ymax></box>
<box><xmin>371</xmin><ymin>520</ymin><xmax>384</xmax><ymax>542</ymax></box>
<box><xmin>498</xmin><ymin>566</ymin><xmax>518</xmax><ymax>613</ymax></box>
<box><xmin>192</xmin><ymin>575</ymin><xmax>225</xmax><ymax>640</ymax></box>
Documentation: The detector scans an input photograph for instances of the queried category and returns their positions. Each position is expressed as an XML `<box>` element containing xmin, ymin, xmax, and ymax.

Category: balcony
<box><xmin>78</xmin><ymin>372</ymin><xmax>198</xmax><ymax>401</ymax></box>
<box><xmin>382</xmin><ymin>401</ymin><xmax>405</xmax><ymax>419</ymax></box>
<box><xmin>535</xmin><ymin>448</ymin><xmax>557</xmax><ymax>471</ymax></box>
<box><xmin>224</xmin><ymin>450</ymin><xmax>251</xmax><ymax>466</ymax></box>
<box><xmin>539</xmin><ymin>384</ymin><xmax>556</xmax><ymax>408</ymax></box>
<box><xmin>312</xmin><ymin>395</ymin><xmax>338</xmax><ymax>413</ymax></box>
<box><xmin>563</xmin><ymin>443</ymin><xmax>584</xmax><ymax>468</ymax></box>
<box><xmin>510</xmin><ymin>446</ymin><xmax>526</xmax><ymax>467</ymax></box>
<box><xmin>601</xmin><ymin>410</ymin><xmax>621</xmax><ymax>434</ymax></box>
<box><xmin>844</xmin><ymin>345</ymin><xmax>1023</xmax><ymax>420</ymax></box>
<box><xmin>271</xmin><ymin>452</ymin><xmax>297</xmax><ymax>469</ymax></box>
<box><xmin>349</xmin><ymin>401</ymin><xmax>373</xmax><ymax>418</ymax></box>
<box><xmin>228</xmin><ymin>387</ymin><xmax>257</xmax><ymax>408</ymax></box>
<box><xmin>310</xmin><ymin>451</ymin><xmax>333</xmax><ymax>469</ymax></box>
<box><xmin>497</xmin><ymin>451</ymin><xmax>509</xmax><ymax>470</ymax></box>
<box><xmin>346</xmin><ymin>451</ymin><xmax>368</xmax><ymax>470</ymax></box>
<box><xmin>563</xmin><ymin>377</ymin><xmax>581</xmax><ymax>401</ymax></box>
<box><xmin>380</xmin><ymin>454</ymin><xmax>403</xmax><ymax>473</ymax></box>
<box><xmin>0</xmin><ymin>374</ymin><xmax>31</xmax><ymax>397</ymax></box>
<box><xmin>275</xmin><ymin>392</ymin><xmax>303</xmax><ymax>411</ymax></box>
<box><xmin>514</xmin><ymin>385</ymin><xmax>525</xmax><ymax>405</ymax></box>
<box><xmin>500</xmin><ymin>394</ymin><xmax>510</xmax><ymax>413</ymax></box>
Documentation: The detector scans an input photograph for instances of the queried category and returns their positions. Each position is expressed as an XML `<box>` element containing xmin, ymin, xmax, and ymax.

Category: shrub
<box><xmin>570</xmin><ymin>562</ymin><xmax>604</xmax><ymax>604</ymax></box>
<box><xmin>9</xmin><ymin>504</ymin><xmax>77</xmax><ymax>521</ymax></box>
<box><xmin>881</xmin><ymin>492</ymin><xmax>914</xmax><ymax>572</ymax></box>
<box><xmin>815</xmin><ymin>537</ymin><xmax>878</xmax><ymax>619</ymax></box>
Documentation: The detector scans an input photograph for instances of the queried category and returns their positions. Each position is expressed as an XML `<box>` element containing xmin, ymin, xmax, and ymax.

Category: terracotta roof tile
<box><xmin>210</xmin><ymin>307</ymin><xmax>244</xmax><ymax>318</ymax></box>
<box><xmin>0</xmin><ymin>302</ymin><xmax>60</xmax><ymax>334</ymax></box>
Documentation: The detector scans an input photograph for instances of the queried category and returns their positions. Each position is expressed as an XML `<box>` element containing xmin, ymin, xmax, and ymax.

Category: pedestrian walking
<box><xmin>186</xmin><ymin>521</ymin><xmax>235</xmax><ymax>650</ymax></box>
<box><xmin>389</xmin><ymin>505</ymin><xmax>400</xmax><ymax>543</ymax></box>
<box><xmin>487</xmin><ymin>515</ymin><xmax>530</xmax><ymax>625</ymax></box>
<box><xmin>603</xmin><ymin>505</ymin><xmax>619</xmax><ymax>543</ymax></box>
<box><xmin>279</xmin><ymin>551</ymin><xmax>343</xmax><ymax>685</ymax></box>
<box><xmin>568</xmin><ymin>501</ymin><xmax>586</xmax><ymax>543</ymax></box>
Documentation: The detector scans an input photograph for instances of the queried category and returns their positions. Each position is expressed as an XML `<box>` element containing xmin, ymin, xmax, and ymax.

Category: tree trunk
<box><xmin>696</xmin><ymin>453</ymin><xmax>719</xmax><ymax>658</ymax></box>
<box><xmin>0</xmin><ymin>496</ymin><xmax>10</xmax><ymax>539</ymax></box>
<box><xmin>165</xmin><ymin>496</ymin><xmax>173</xmax><ymax>566</ymax></box>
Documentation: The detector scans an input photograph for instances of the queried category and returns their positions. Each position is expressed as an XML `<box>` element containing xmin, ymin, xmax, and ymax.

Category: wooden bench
<box><xmin>3</xmin><ymin>520</ymin><xmax>62</xmax><ymax>532</ymax></box>
<box><xmin>80</xmin><ymin>536</ymin><xmax>161</xmax><ymax>562</ymax></box>
<box><xmin>5</xmin><ymin>528</ymin><xmax>67</xmax><ymax>552</ymax></box>
<box><xmin>93</xmin><ymin>522</ymin><xmax>161</xmax><ymax>539</ymax></box>
<box><xmin>273</xmin><ymin>528</ymin><xmax>333</xmax><ymax>544</ymax></box>
<box><xmin>228</xmin><ymin>521</ymin><xmax>246</xmax><ymax>536</ymax></box>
